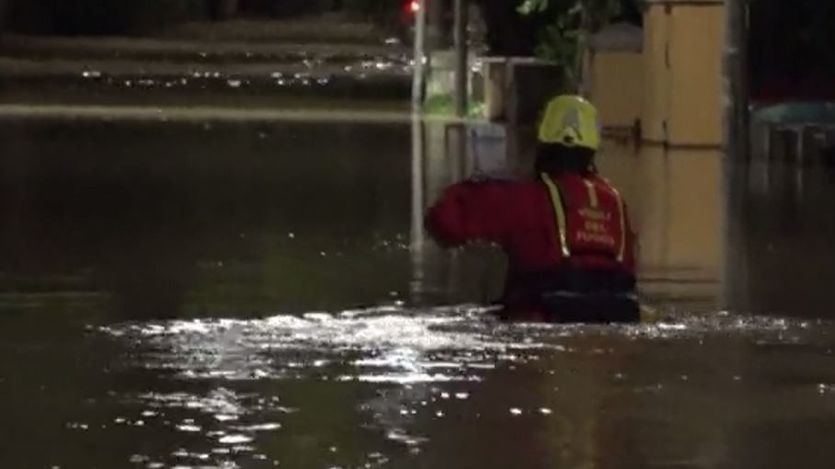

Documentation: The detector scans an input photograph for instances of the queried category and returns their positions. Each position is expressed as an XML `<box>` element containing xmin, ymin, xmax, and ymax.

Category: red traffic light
<box><xmin>407</xmin><ymin>0</ymin><xmax>421</xmax><ymax>15</ymax></box>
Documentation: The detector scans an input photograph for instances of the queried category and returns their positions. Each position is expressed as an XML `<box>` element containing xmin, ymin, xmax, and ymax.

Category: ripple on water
<box><xmin>94</xmin><ymin>306</ymin><xmax>835</xmax><ymax>468</ymax></box>
<box><xmin>101</xmin><ymin>305</ymin><xmax>556</xmax><ymax>384</ymax></box>
<box><xmin>100</xmin><ymin>306</ymin><xmax>829</xmax><ymax>386</ymax></box>
<box><xmin>218</xmin><ymin>434</ymin><xmax>253</xmax><ymax>445</ymax></box>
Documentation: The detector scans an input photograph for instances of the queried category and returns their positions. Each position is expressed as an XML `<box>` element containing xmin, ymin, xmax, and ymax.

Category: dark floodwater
<box><xmin>3</xmin><ymin>116</ymin><xmax>835</xmax><ymax>469</ymax></box>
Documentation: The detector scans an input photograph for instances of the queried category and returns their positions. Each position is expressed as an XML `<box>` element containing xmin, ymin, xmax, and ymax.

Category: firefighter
<box><xmin>425</xmin><ymin>95</ymin><xmax>638</xmax><ymax>322</ymax></box>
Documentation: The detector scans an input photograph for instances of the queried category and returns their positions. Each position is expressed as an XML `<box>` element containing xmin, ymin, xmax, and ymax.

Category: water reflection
<box><xmin>0</xmin><ymin>119</ymin><xmax>414</xmax><ymax>319</ymax></box>
<box><xmin>728</xmin><ymin>161</ymin><xmax>835</xmax><ymax>317</ymax></box>
<box><xmin>4</xmin><ymin>116</ymin><xmax>835</xmax><ymax>468</ymax></box>
<box><xmin>95</xmin><ymin>306</ymin><xmax>831</xmax><ymax>469</ymax></box>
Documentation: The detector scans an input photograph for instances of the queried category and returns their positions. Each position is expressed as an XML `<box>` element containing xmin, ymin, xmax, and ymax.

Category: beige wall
<box><xmin>589</xmin><ymin>51</ymin><xmax>644</xmax><ymax>129</ymax></box>
<box><xmin>641</xmin><ymin>4</ymin><xmax>671</xmax><ymax>144</ymax></box>
<box><xmin>667</xmin><ymin>4</ymin><xmax>726</xmax><ymax>146</ymax></box>
<box><xmin>642</xmin><ymin>1</ymin><xmax>726</xmax><ymax>146</ymax></box>
<box><xmin>592</xmin><ymin>1</ymin><xmax>726</xmax><ymax>146</ymax></box>
<box><xmin>597</xmin><ymin>142</ymin><xmax>724</xmax><ymax>282</ymax></box>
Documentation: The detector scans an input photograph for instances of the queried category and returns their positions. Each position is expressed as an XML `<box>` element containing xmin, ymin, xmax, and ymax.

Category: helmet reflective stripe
<box><xmin>540</xmin><ymin>173</ymin><xmax>571</xmax><ymax>258</ymax></box>
<box><xmin>561</xmin><ymin>106</ymin><xmax>583</xmax><ymax>143</ymax></box>
<box><xmin>538</xmin><ymin>95</ymin><xmax>601</xmax><ymax>151</ymax></box>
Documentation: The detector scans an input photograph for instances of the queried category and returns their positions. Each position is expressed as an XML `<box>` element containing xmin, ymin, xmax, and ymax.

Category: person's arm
<box><xmin>424</xmin><ymin>180</ymin><xmax>518</xmax><ymax>248</ymax></box>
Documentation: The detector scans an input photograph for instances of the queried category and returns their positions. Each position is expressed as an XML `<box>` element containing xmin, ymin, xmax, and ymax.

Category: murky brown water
<box><xmin>3</xmin><ymin>116</ymin><xmax>835</xmax><ymax>468</ymax></box>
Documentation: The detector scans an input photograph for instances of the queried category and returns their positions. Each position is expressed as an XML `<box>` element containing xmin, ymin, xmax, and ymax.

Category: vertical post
<box><xmin>725</xmin><ymin>0</ymin><xmax>750</xmax><ymax>160</ymax></box>
<box><xmin>454</xmin><ymin>0</ymin><xmax>469</xmax><ymax>117</ymax></box>
<box><xmin>410</xmin><ymin>116</ymin><xmax>426</xmax><ymax>303</ymax></box>
<box><xmin>722</xmin><ymin>0</ymin><xmax>750</xmax><ymax>313</ymax></box>
<box><xmin>412</xmin><ymin>0</ymin><xmax>428</xmax><ymax>111</ymax></box>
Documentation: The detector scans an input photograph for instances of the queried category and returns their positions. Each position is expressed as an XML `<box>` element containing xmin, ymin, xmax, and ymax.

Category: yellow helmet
<box><xmin>537</xmin><ymin>95</ymin><xmax>601</xmax><ymax>151</ymax></box>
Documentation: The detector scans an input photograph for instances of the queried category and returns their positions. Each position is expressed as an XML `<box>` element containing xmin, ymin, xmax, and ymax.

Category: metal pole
<box><xmin>454</xmin><ymin>0</ymin><xmax>469</xmax><ymax>117</ymax></box>
<box><xmin>412</xmin><ymin>0</ymin><xmax>428</xmax><ymax>111</ymax></box>
<box><xmin>410</xmin><ymin>115</ymin><xmax>426</xmax><ymax>303</ymax></box>
<box><xmin>722</xmin><ymin>0</ymin><xmax>750</xmax><ymax>312</ymax></box>
<box><xmin>725</xmin><ymin>0</ymin><xmax>750</xmax><ymax>160</ymax></box>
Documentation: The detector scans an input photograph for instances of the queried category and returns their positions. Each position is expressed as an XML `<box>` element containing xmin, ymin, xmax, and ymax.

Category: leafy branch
<box><xmin>518</xmin><ymin>0</ymin><xmax>623</xmax><ymax>91</ymax></box>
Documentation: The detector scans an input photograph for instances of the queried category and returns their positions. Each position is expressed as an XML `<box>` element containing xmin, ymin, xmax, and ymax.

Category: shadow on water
<box><xmin>4</xmin><ymin>116</ymin><xmax>835</xmax><ymax>468</ymax></box>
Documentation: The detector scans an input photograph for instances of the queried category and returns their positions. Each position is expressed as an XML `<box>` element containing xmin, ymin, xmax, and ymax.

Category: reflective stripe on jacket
<box><xmin>540</xmin><ymin>173</ymin><xmax>628</xmax><ymax>264</ymax></box>
<box><xmin>425</xmin><ymin>172</ymin><xmax>636</xmax><ymax>319</ymax></box>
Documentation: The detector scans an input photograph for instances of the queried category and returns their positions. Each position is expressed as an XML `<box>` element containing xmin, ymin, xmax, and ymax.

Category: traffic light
<box><xmin>406</xmin><ymin>0</ymin><xmax>421</xmax><ymax>16</ymax></box>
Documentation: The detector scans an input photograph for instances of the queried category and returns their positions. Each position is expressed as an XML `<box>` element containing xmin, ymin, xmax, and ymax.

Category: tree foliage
<box><xmin>519</xmin><ymin>0</ymin><xmax>631</xmax><ymax>90</ymax></box>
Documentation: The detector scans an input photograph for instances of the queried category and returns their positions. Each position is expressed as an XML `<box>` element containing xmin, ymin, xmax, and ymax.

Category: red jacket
<box><xmin>425</xmin><ymin>171</ymin><xmax>636</xmax><ymax>320</ymax></box>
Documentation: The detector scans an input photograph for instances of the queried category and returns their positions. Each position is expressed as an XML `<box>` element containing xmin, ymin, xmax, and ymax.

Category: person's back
<box><xmin>425</xmin><ymin>95</ymin><xmax>638</xmax><ymax>322</ymax></box>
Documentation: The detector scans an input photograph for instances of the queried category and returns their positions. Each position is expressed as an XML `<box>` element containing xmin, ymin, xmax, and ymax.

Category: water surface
<box><xmin>2</xmin><ymin>117</ymin><xmax>835</xmax><ymax>468</ymax></box>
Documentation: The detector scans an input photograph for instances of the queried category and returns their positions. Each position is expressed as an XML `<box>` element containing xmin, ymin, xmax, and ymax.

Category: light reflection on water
<box><xmin>4</xmin><ymin>117</ymin><xmax>835</xmax><ymax>468</ymax></box>
<box><xmin>90</xmin><ymin>305</ymin><xmax>835</xmax><ymax>468</ymax></box>
<box><xmin>101</xmin><ymin>306</ymin><xmax>821</xmax><ymax>385</ymax></box>
<box><xmin>102</xmin><ymin>305</ymin><xmax>547</xmax><ymax>384</ymax></box>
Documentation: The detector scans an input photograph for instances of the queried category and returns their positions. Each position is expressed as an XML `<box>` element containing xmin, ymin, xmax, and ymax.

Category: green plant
<box><xmin>518</xmin><ymin>0</ymin><xmax>623</xmax><ymax>90</ymax></box>
<box><xmin>517</xmin><ymin>0</ymin><xmax>550</xmax><ymax>15</ymax></box>
<box><xmin>423</xmin><ymin>94</ymin><xmax>484</xmax><ymax>118</ymax></box>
